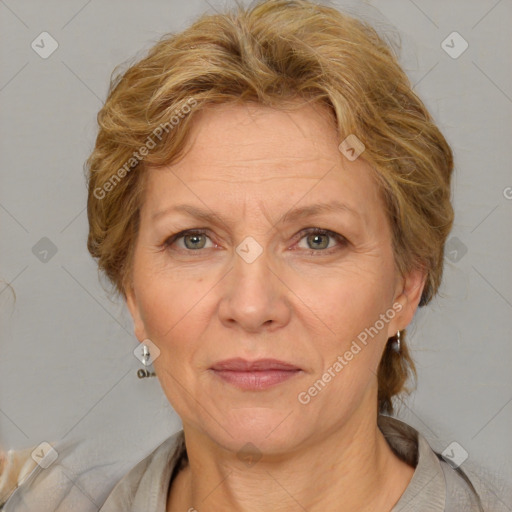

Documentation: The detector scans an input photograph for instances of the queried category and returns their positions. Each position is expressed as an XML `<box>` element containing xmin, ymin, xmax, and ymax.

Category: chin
<box><xmin>203</xmin><ymin>407</ymin><xmax>308</xmax><ymax>456</ymax></box>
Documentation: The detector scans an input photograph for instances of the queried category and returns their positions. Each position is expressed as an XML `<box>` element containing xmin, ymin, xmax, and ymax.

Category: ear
<box><xmin>125</xmin><ymin>283</ymin><xmax>147</xmax><ymax>342</ymax></box>
<box><xmin>386</xmin><ymin>267</ymin><xmax>427</xmax><ymax>338</ymax></box>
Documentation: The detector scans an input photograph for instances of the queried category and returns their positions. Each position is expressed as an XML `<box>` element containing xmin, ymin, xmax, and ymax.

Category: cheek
<box><xmin>135</xmin><ymin>261</ymin><xmax>208</xmax><ymax>339</ymax></box>
<box><xmin>296</xmin><ymin>281</ymin><xmax>390</xmax><ymax>421</ymax></box>
<box><xmin>291</xmin><ymin>265</ymin><xmax>392</xmax><ymax>396</ymax></box>
<box><xmin>293</xmin><ymin>262</ymin><xmax>392</xmax><ymax>341</ymax></box>
<box><xmin>134</xmin><ymin>273</ymin><xmax>211</xmax><ymax>413</ymax></box>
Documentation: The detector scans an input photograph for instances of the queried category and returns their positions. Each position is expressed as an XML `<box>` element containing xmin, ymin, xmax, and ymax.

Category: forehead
<box><xmin>141</xmin><ymin>102</ymin><xmax>384</xmax><ymax>226</ymax></box>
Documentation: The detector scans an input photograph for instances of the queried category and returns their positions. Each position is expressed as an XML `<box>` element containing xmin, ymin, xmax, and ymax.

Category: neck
<box><xmin>168</xmin><ymin>404</ymin><xmax>414</xmax><ymax>512</ymax></box>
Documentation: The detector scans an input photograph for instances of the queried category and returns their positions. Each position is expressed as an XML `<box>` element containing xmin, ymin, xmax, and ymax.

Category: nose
<box><xmin>217</xmin><ymin>243</ymin><xmax>292</xmax><ymax>333</ymax></box>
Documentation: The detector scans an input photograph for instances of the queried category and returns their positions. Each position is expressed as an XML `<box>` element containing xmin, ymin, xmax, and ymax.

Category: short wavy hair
<box><xmin>86</xmin><ymin>0</ymin><xmax>454</xmax><ymax>414</ymax></box>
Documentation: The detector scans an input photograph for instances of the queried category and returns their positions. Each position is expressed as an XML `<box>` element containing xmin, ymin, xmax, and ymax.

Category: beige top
<box><xmin>2</xmin><ymin>416</ymin><xmax>509</xmax><ymax>511</ymax></box>
<box><xmin>99</xmin><ymin>416</ymin><xmax>488</xmax><ymax>511</ymax></box>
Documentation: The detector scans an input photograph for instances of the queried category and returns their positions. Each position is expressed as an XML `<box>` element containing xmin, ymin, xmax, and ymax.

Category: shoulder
<box><xmin>0</xmin><ymin>447</ymin><xmax>38</xmax><ymax>508</ymax></box>
<box><xmin>441</xmin><ymin>459</ymin><xmax>512</xmax><ymax>512</ymax></box>
<box><xmin>0</xmin><ymin>431</ymin><xmax>185</xmax><ymax>512</ymax></box>
<box><xmin>100</xmin><ymin>429</ymin><xmax>186</xmax><ymax>512</ymax></box>
<box><xmin>379</xmin><ymin>415</ymin><xmax>510</xmax><ymax>512</ymax></box>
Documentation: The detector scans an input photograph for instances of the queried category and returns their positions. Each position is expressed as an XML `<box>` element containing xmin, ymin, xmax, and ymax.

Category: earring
<box><xmin>141</xmin><ymin>344</ymin><xmax>151</xmax><ymax>366</ymax></box>
<box><xmin>137</xmin><ymin>343</ymin><xmax>157</xmax><ymax>378</ymax></box>
<box><xmin>391</xmin><ymin>330</ymin><xmax>401</xmax><ymax>353</ymax></box>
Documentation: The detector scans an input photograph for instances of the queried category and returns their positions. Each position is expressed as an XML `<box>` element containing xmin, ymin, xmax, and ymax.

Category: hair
<box><xmin>85</xmin><ymin>0</ymin><xmax>454</xmax><ymax>414</ymax></box>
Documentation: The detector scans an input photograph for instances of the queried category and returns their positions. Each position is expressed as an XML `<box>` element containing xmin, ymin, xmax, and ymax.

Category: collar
<box><xmin>100</xmin><ymin>415</ymin><xmax>446</xmax><ymax>511</ymax></box>
<box><xmin>378</xmin><ymin>415</ymin><xmax>446</xmax><ymax>511</ymax></box>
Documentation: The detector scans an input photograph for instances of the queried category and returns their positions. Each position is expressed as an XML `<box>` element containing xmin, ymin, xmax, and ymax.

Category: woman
<box><xmin>0</xmin><ymin>0</ymin><xmax>504</xmax><ymax>510</ymax></box>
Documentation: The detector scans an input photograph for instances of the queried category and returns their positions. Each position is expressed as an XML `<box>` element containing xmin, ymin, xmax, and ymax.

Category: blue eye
<box><xmin>295</xmin><ymin>228</ymin><xmax>347</xmax><ymax>254</ymax></box>
<box><xmin>163</xmin><ymin>228</ymin><xmax>346</xmax><ymax>255</ymax></box>
<box><xmin>165</xmin><ymin>230</ymin><xmax>212</xmax><ymax>251</ymax></box>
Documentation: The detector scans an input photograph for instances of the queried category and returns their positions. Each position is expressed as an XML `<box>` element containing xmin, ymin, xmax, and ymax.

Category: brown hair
<box><xmin>86</xmin><ymin>0</ymin><xmax>454</xmax><ymax>413</ymax></box>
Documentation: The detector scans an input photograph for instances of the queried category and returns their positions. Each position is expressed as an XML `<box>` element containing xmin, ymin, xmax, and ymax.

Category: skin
<box><xmin>125</xmin><ymin>100</ymin><xmax>426</xmax><ymax>512</ymax></box>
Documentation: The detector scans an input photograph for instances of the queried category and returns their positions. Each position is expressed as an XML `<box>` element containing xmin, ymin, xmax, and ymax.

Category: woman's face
<box><xmin>126</xmin><ymin>101</ymin><xmax>424</xmax><ymax>453</ymax></box>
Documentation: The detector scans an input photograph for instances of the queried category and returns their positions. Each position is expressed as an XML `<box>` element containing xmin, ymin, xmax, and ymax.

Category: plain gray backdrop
<box><xmin>1</xmin><ymin>0</ymin><xmax>511</xmax><ymax>501</ymax></box>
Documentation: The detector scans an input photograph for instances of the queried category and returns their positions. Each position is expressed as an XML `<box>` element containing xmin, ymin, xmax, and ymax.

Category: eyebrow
<box><xmin>151</xmin><ymin>200</ymin><xmax>360</xmax><ymax>226</ymax></box>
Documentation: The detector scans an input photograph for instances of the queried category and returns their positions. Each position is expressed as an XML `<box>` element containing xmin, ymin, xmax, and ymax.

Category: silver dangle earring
<box><xmin>137</xmin><ymin>343</ymin><xmax>157</xmax><ymax>379</ymax></box>
<box><xmin>391</xmin><ymin>330</ymin><xmax>401</xmax><ymax>353</ymax></box>
<box><xmin>141</xmin><ymin>344</ymin><xmax>151</xmax><ymax>366</ymax></box>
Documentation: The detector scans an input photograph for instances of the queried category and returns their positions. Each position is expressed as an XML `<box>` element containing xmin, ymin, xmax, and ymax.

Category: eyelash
<box><xmin>162</xmin><ymin>227</ymin><xmax>347</xmax><ymax>256</ymax></box>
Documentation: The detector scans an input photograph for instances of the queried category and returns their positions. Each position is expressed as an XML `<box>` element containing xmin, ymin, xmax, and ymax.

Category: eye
<box><xmin>295</xmin><ymin>228</ymin><xmax>346</xmax><ymax>255</ymax></box>
<box><xmin>163</xmin><ymin>227</ymin><xmax>347</xmax><ymax>255</ymax></box>
<box><xmin>164</xmin><ymin>229</ymin><xmax>214</xmax><ymax>251</ymax></box>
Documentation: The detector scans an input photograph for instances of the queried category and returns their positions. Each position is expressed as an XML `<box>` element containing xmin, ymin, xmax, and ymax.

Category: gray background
<box><xmin>1</xmin><ymin>0</ymin><xmax>511</xmax><ymax>501</ymax></box>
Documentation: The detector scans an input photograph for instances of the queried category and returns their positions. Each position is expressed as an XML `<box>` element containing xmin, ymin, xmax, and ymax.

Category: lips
<box><xmin>210</xmin><ymin>358</ymin><xmax>301</xmax><ymax>372</ymax></box>
<box><xmin>210</xmin><ymin>358</ymin><xmax>302</xmax><ymax>391</ymax></box>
